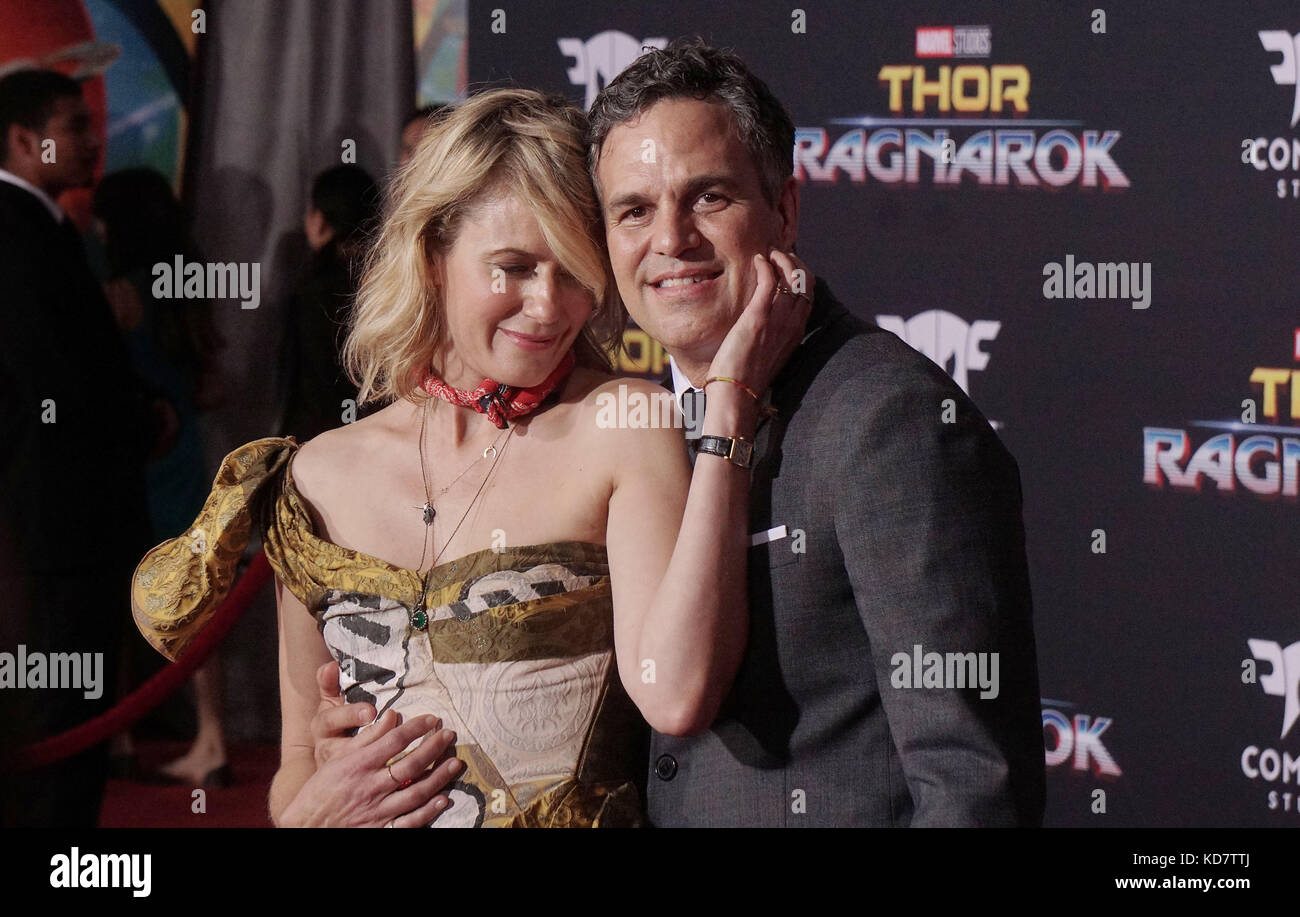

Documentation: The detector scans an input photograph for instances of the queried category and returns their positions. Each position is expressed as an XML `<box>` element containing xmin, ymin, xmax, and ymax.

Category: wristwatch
<box><xmin>693</xmin><ymin>434</ymin><xmax>754</xmax><ymax>469</ymax></box>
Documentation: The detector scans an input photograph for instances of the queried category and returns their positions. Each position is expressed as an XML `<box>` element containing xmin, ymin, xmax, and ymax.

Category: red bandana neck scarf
<box><xmin>418</xmin><ymin>350</ymin><xmax>576</xmax><ymax>429</ymax></box>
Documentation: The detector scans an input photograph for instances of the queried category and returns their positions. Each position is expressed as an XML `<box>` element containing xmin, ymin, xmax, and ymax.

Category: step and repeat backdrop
<box><xmin>467</xmin><ymin>0</ymin><xmax>1299</xmax><ymax>827</ymax></box>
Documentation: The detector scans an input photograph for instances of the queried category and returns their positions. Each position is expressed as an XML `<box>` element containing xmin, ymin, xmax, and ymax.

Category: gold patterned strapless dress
<box><xmin>131</xmin><ymin>437</ymin><xmax>647</xmax><ymax>827</ymax></box>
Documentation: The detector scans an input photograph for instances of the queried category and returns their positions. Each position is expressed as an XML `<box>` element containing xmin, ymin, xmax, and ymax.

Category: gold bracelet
<box><xmin>704</xmin><ymin>375</ymin><xmax>761</xmax><ymax>402</ymax></box>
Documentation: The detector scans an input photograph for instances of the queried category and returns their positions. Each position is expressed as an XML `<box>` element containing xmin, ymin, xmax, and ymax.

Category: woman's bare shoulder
<box><xmin>562</xmin><ymin>369</ymin><xmax>688</xmax><ymax>465</ymax></box>
<box><xmin>562</xmin><ymin>365</ymin><xmax>617</xmax><ymax>402</ymax></box>
<box><xmin>564</xmin><ymin>366</ymin><xmax>673</xmax><ymax>411</ymax></box>
<box><xmin>291</xmin><ymin>401</ymin><xmax>413</xmax><ymax>509</ymax></box>
<box><xmin>562</xmin><ymin>366</ymin><xmax>669</xmax><ymax>430</ymax></box>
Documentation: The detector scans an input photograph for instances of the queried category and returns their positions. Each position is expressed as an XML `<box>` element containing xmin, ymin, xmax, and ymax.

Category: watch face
<box><xmin>733</xmin><ymin>439</ymin><xmax>754</xmax><ymax>467</ymax></box>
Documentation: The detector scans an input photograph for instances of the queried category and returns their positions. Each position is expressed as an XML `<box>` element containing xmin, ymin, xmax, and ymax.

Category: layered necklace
<box><xmin>406</xmin><ymin>352</ymin><xmax>576</xmax><ymax>633</ymax></box>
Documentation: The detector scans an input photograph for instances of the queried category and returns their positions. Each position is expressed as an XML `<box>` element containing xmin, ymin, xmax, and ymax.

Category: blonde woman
<box><xmin>132</xmin><ymin>88</ymin><xmax>811</xmax><ymax>827</ymax></box>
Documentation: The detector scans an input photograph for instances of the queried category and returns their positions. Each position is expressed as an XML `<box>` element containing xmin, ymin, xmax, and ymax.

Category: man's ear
<box><xmin>304</xmin><ymin>207</ymin><xmax>330</xmax><ymax>247</ymax></box>
<box><xmin>775</xmin><ymin>175</ymin><xmax>799</xmax><ymax>251</ymax></box>
<box><xmin>4</xmin><ymin>122</ymin><xmax>38</xmax><ymax>169</ymax></box>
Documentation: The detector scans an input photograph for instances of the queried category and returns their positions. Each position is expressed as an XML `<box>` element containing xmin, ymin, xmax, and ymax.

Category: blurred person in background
<box><xmin>398</xmin><ymin>104</ymin><xmax>450</xmax><ymax>168</ymax></box>
<box><xmin>0</xmin><ymin>68</ymin><xmax>164</xmax><ymax>827</ymax></box>
<box><xmin>92</xmin><ymin>166</ymin><xmax>230</xmax><ymax>787</ymax></box>
<box><xmin>277</xmin><ymin>164</ymin><xmax>378</xmax><ymax>443</ymax></box>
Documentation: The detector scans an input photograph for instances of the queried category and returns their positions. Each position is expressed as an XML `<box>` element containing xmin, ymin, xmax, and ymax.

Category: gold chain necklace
<box><xmin>414</xmin><ymin>396</ymin><xmax>509</xmax><ymax>527</ymax></box>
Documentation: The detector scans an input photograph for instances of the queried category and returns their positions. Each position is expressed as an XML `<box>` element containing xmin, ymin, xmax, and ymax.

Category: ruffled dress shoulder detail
<box><xmin>132</xmin><ymin>436</ymin><xmax>316</xmax><ymax>660</ymax></box>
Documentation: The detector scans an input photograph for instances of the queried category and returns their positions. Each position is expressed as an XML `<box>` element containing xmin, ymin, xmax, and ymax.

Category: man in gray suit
<box><xmin>588</xmin><ymin>41</ymin><xmax>1045</xmax><ymax>826</ymax></box>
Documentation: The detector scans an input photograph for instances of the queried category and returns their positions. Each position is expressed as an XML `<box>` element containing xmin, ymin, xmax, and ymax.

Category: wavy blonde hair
<box><xmin>343</xmin><ymin>88</ymin><xmax>625</xmax><ymax>406</ymax></box>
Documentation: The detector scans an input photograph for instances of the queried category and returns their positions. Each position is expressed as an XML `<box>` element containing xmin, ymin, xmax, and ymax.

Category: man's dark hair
<box><xmin>311</xmin><ymin>164</ymin><xmax>379</xmax><ymax>243</ymax></box>
<box><xmin>586</xmin><ymin>39</ymin><xmax>795</xmax><ymax>206</ymax></box>
<box><xmin>93</xmin><ymin>167</ymin><xmax>192</xmax><ymax>275</ymax></box>
<box><xmin>0</xmin><ymin>69</ymin><xmax>82</xmax><ymax>167</ymax></box>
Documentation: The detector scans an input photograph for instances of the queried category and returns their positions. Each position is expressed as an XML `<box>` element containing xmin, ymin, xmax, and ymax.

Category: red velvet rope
<box><xmin>14</xmin><ymin>550</ymin><xmax>273</xmax><ymax>770</ymax></box>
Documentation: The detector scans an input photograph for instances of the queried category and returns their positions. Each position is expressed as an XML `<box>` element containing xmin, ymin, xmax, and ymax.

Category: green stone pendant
<box><xmin>410</xmin><ymin>608</ymin><xmax>428</xmax><ymax>630</ymax></box>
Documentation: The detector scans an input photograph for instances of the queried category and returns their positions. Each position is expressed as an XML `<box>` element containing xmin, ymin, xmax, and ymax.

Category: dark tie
<box><xmin>681</xmin><ymin>387</ymin><xmax>705</xmax><ymax>467</ymax></box>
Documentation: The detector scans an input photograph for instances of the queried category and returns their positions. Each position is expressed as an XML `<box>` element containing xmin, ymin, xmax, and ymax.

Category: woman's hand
<box><xmin>278</xmin><ymin>702</ymin><xmax>464</xmax><ymax>828</ymax></box>
<box><xmin>706</xmin><ymin>250</ymin><xmax>815</xmax><ymax>397</ymax></box>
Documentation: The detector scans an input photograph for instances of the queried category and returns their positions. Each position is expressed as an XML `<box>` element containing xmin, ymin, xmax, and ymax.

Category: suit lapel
<box><xmin>752</xmin><ymin>279</ymin><xmax>854</xmax><ymax>487</ymax></box>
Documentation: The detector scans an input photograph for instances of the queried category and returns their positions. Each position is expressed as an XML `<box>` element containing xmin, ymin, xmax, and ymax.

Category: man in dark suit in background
<box><xmin>589</xmin><ymin>41</ymin><xmax>1045</xmax><ymax>826</ymax></box>
<box><xmin>0</xmin><ymin>69</ymin><xmax>164</xmax><ymax>827</ymax></box>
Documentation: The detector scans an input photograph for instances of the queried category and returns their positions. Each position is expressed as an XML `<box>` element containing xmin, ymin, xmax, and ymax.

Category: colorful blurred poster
<box><xmin>84</xmin><ymin>0</ymin><xmax>195</xmax><ymax>188</ymax></box>
<box><xmin>415</xmin><ymin>0</ymin><xmax>465</xmax><ymax>104</ymax></box>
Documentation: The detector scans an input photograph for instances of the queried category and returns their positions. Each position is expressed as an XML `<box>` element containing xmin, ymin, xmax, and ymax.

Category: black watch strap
<box><xmin>693</xmin><ymin>434</ymin><xmax>754</xmax><ymax>469</ymax></box>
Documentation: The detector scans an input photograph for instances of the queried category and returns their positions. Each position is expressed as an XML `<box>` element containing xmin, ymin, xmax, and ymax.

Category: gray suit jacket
<box><xmin>647</xmin><ymin>280</ymin><xmax>1045</xmax><ymax>827</ymax></box>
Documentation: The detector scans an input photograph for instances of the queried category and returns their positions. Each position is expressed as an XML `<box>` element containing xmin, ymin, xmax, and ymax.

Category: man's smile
<box><xmin>648</xmin><ymin>267</ymin><xmax>724</xmax><ymax>294</ymax></box>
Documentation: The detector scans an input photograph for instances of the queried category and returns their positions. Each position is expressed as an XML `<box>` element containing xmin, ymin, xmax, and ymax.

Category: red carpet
<box><xmin>99</xmin><ymin>740</ymin><xmax>277</xmax><ymax>828</ymax></box>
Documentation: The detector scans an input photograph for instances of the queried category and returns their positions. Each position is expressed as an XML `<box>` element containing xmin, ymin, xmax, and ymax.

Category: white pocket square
<box><xmin>750</xmin><ymin>524</ymin><xmax>788</xmax><ymax>547</ymax></box>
